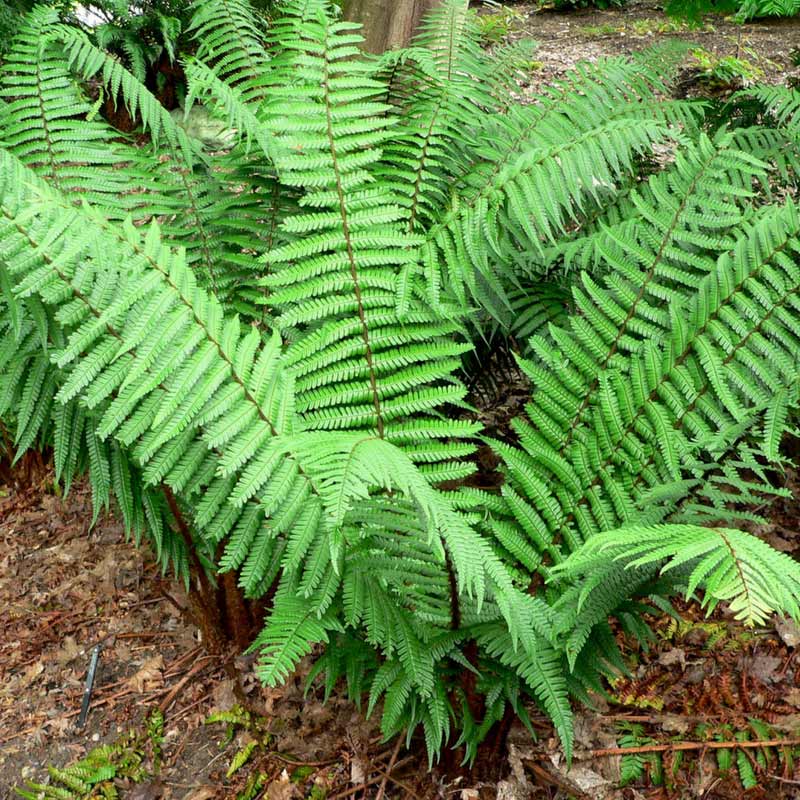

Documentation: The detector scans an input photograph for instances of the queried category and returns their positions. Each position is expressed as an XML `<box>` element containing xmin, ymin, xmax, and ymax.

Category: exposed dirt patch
<box><xmin>0</xmin><ymin>474</ymin><xmax>440</xmax><ymax>799</ymax></box>
<box><xmin>491</xmin><ymin>0</ymin><xmax>800</xmax><ymax>91</ymax></box>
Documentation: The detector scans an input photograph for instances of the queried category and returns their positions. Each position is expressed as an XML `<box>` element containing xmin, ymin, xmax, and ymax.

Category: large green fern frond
<box><xmin>554</xmin><ymin>524</ymin><xmax>800</xmax><ymax>630</ymax></box>
<box><xmin>188</xmin><ymin>0</ymin><xmax>271</xmax><ymax>104</ymax></box>
<box><xmin>417</xmin><ymin>46</ymin><xmax>698</xmax><ymax>318</ymax></box>
<box><xmin>260</xmin><ymin>5</ymin><xmax>478</xmax><ymax>483</ymax></box>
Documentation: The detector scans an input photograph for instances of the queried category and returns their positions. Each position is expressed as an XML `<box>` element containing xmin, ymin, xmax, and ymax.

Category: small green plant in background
<box><xmin>206</xmin><ymin>706</ymin><xmax>272</xmax><ymax>779</ymax></box>
<box><xmin>205</xmin><ymin>706</ymin><xmax>328</xmax><ymax>800</ymax></box>
<box><xmin>476</xmin><ymin>1</ymin><xmax>526</xmax><ymax>44</ymax></box>
<box><xmin>666</xmin><ymin>0</ymin><xmax>800</xmax><ymax>20</ymax></box>
<box><xmin>617</xmin><ymin>723</ymin><xmax>668</xmax><ymax>787</ymax></box>
<box><xmin>691</xmin><ymin>45</ymin><xmax>765</xmax><ymax>88</ymax></box>
<box><xmin>92</xmin><ymin>0</ymin><xmax>182</xmax><ymax>84</ymax></box>
<box><xmin>576</xmin><ymin>22</ymin><xmax>619</xmax><ymax>37</ymax></box>
<box><xmin>657</xmin><ymin>617</ymin><xmax>755</xmax><ymax>651</ymax></box>
<box><xmin>578</xmin><ymin>18</ymin><xmax>708</xmax><ymax>36</ymax></box>
<box><xmin>15</xmin><ymin>710</ymin><xmax>164</xmax><ymax>800</ymax></box>
<box><xmin>146</xmin><ymin>708</ymin><xmax>165</xmax><ymax>772</ymax></box>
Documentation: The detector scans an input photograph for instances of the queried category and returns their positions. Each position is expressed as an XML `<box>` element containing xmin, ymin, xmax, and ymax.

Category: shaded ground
<box><xmin>0</xmin><ymin>473</ymin><xmax>402</xmax><ymax>799</ymax></box>
<box><xmin>5</xmin><ymin>469</ymin><xmax>800</xmax><ymax>799</ymax></box>
<box><xmin>501</xmin><ymin>0</ymin><xmax>799</xmax><ymax>92</ymax></box>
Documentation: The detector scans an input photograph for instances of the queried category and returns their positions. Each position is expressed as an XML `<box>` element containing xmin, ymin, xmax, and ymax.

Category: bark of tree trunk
<box><xmin>342</xmin><ymin>0</ymin><xmax>441</xmax><ymax>53</ymax></box>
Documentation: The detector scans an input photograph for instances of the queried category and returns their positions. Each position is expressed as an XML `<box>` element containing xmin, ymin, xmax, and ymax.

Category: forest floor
<box><xmin>504</xmin><ymin>0</ymin><xmax>799</xmax><ymax>92</ymax></box>
<box><xmin>6</xmin><ymin>460</ymin><xmax>800</xmax><ymax>800</ymax></box>
<box><xmin>3</xmin><ymin>3</ymin><xmax>800</xmax><ymax>799</ymax></box>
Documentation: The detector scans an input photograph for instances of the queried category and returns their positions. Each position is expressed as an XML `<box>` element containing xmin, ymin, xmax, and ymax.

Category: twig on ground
<box><xmin>158</xmin><ymin>656</ymin><xmax>217</xmax><ymax>713</ymax></box>
<box><xmin>592</xmin><ymin>738</ymin><xmax>800</xmax><ymax>757</ymax></box>
<box><xmin>168</xmin><ymin>690</ymin><xmax>214</xmax><ymax>724</ymax></box>
<box><xmin>372</xmin><ymin>764</ymin><xmax>420</xmax><ymax>800</ymax></box>
<box><xmin>374</xmin><ymin>737</ymin><xmax>403</xmax><ymax>800</ymax></box>
<box><xmin>270</xmin><ymin>753</ymin><xmax>342</xmax><ymax>768</ymax></box>
<box><xmin>767</xmin><ymin>773</ymin><xmax>800</xmax><ymax>786</ymax></box>
<box><xmin>327</xmin><ymin>756</ymin><xmax>418</xmax><ymax>800</ymax></box>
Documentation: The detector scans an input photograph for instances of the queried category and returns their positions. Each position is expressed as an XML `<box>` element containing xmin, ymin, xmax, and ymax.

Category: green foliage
<box><xmin>93</xmin><ymin>0</ymin><xmax>183</xmax><ymax>82</ymax></box>
<box><xmin>550</xmin><ymin>0</ymin><xmax>626</xmax><ymax>10</ymax></box>
<box><xmin>617</xmin><ymin>718</ymin><xmax>800</xmax><ymax>790</ymax></box>
<box><xmin>206</xmin><ymin>705</ymin><xmax>273</xmax><ymax>779</ymax></box>
<box><xmin>691</xmin><ymin>46</ymin><xmax>765</xmax><ymax>88</ymax></box>
<box><xmin>735</xmin><ymin>0</ymin><xmax>800</xmax><ymax>17</ymax></box>
<box><xmin>554</xmin><ymin>525</ymin><xmax>800</xmax><ymax>626</ymax></box>
<box><xmin>15</xmin><ymin>711</ymin><xmax>164</xmax><ymax>799</ymax></box>
<box><xmin>665</xmin><ymin>0</ymin><xmax>799</xmax><ymax>20</ymax></box>
<box><xmin>475</xmin><ymin>3</ymin><xmax>526</xmax><ymax>45</ymax></box>
<box><xmin>2</xmin><ymin>0</ymin><xmax>800</xmax><ymax>768</ymax></box>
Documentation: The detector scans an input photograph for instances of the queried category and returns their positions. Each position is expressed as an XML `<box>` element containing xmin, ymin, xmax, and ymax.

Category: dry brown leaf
<box><xmin>5</xmin><ymin>660</ymin><xmax>44</xmax><ymax>694</ymax></box>
<box><xmin>658</xmin><ymin>648</ymin><xmax>686</xmax><ymax>669</ymax></box>
<box><xmin>774</xmin><ymin>615</ymin><xmax>800</xmax><ymax>649</ymax></box>
<box><xmin>126</xmin><ymin>655</ymin><xmax>164</xmax><ymax>693</ymax></box>
<box><xmin>128</xmin><ymin>780</ymin><xmax>164</xmax><ymax>800</ymax></box>
<box><xmin>786</xmin><ymin>688</ymin><xmax>800</xmax><ymax>709</ymax></box>
<box><xmin>266</xmin><ymin>770</ymin><xmax>300</xmax><ymax>800</ymax></box>
<box><xmin>181</xmin><ymin>787</ymin><xmax>217</xmax><ymax>800</ymax></box>
<box><xmin>56</xmin><ymin>635</ymin><xmax>81</xmax><ymax>664</ymax></box>
<box><xmin>748</xmin><ymin>654</ymin><xmax>782</xmax><ymax>685</ymax></box>
<box><xmin>211</xmin><ymin>678</ymin><xmax>237</xmax><ymax>712</ymax></box>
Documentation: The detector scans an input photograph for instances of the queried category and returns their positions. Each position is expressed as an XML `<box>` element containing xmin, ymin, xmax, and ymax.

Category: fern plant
<box><xmin>2</xmin><ymin>0</ymin><xmax>800</xmax><ymax>766</ymax></box>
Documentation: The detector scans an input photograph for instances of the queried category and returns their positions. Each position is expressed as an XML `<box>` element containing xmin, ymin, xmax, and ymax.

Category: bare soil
<box><xmin>506</xmin><ymin>0</ymin><xmax>800</xmax><ymax>91</ymax></box>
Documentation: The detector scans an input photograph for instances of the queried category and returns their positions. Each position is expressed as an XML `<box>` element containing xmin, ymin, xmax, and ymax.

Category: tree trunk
<box><xmin>342</xmin><ymin>0</ymin><xmax>441</xmax><ymax>53</ymax></box>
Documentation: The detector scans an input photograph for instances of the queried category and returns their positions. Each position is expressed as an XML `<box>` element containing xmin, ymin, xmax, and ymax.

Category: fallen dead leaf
<box><xmin>5</xmin><ymin>660</ymin><xmax>44</xmax><ymax>694</ymax></box>
<box><xmin>181</xmin><ymin>787</ymin><xmax>217</xmax><ymax>800</ymax></box>
<box><xmin>126</xmin><ymin>655</ymin><xmax>164</xmax><ymax>693</ymax></box>
<box><xmin>128</xmin><ymin>780</ymin><xmax>164</xmax><ymax>800</ymax></box>
<box><xmin>56</xmin><ymin>635</ymin><xmax>81</xmax><ymax>664</ymax></box>
<box><xmin>775</xmin><ymin>615</ymin><xmax>800</xmax><ymax>648</ymax></box>
<box><xmin>211</xmin><ymin>678</ymin><xmax>237</xmax><ymax>712</ymax></box>
<box><xmin>266</xmin><ymin>770</ymin><xmax>299</xmax><ymax>800</ymax></box>
<box><xmin>350</xmin><ymin>756</ymin><xmax>366</xmax><ymax>786</ymax></box>
<box><xmin>658</xmin><ymin>648</ymin><xmax>686</xmax><ymax>669</ymax></box>
<box><xmin>786</xmin><ymin>688</ymin><xmax>800</xmax><ymax>709</ymax></box>
<box><xmin>748</xmin><ymin>654</ymin><xmax>782</xmax><ymax>685</ymax></box>
<box><xmin>659</xmin><ymin>713</ymin><xmax>691</xmax><ymax>735</ymax></box>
